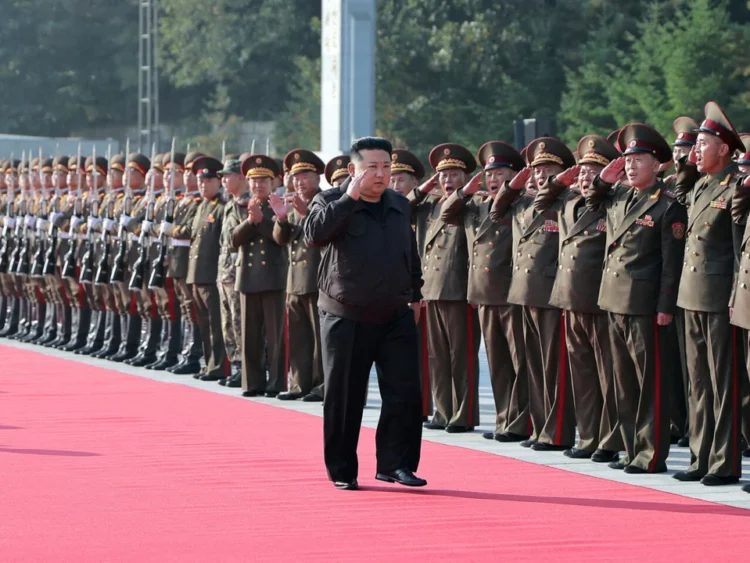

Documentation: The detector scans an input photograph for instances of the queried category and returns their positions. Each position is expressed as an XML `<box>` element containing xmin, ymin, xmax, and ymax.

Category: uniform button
<box><xmin>704</xmin><ymin>222</ymin><xmax>710</xmax><ymax>227</ymax></box>
<box><xmin>423</xmin><ymin>266</ymin><xmax>427</xmax><ymax>271</ymax></box>
<box><xmin>683</xmin><ymin>261</ymin><xmax>687</xmax><ymax>266</ymax></box>
<box><xmin>495</xmin><ymin>231</ymin><xmax>499</xmax><ymax>235</ymax></box>
<box><xmin>474</xmin><ymin>227</ymin><xmax>478</xmax><ymax>233</ymax></box>
<box><xmin>560</xmin><ymin>252</ymin><xmax>565</xmax><ymax>258</ymax></box>
<box><xmin>686</xmin><ymin>230</ymin><xmax>691</xmax><ymax>236</ymax></box>
<box><xmin>473</xmin><ymin>252</ymin><xmax>478</xmax><ymax>257</ymax></box>
<box><xmin>248</xmin><ymin>263</ymin><xmax>253</xmax><ymax>267</ymax></box>
<box><xmin>262</xmin><ymin>261</ymin><xmax>266</xmax><ymax>265</ymax></box>
<box><xmin>261</xmin><ymin>250</ymin><xmax>265</xmax><ymax>255</ymax></box>
<box><xmin>484</xmin><ymin>267</ymin><xmax>490</xmax><ymax>272</ymax></box>
<box><xmin>302</xmin><ymin>249</ymin><xmax>307</xmax><ymax>253</ymax></box>
<box><xmin>627</xmin><ymin>232</ymin><xmax>632</xmax><ymax>237</ymax></box>
<box><xmin>606</xmin><ymin>268</ymin><xmax>610</xmax><ymax>272</ymax></box>
<box><xmin>517</xmin><ymin>252</ymin><xmax>522</xmax><ymax>257</ymax></box>
<box><xmin>693</xmin><ymin>252</ymin><xmax>698</xmax><ymax>256</ymax></box>
<box><xmin>558</xmin><ymin>265</ymin><xmax>562</xmax><ymax>270</ymax></box>
<box><xmin>614</xmin><ymin>272</ymin><xmax>619</xmax><ymax>277</ymax></box>
<box><xmin>486</xmin><ymin>255</ymin><xmax>490</xmax><ymax>259</ymax></box>
<box><xmin>473</xmin><ymin>240</ymin><xmax>478</xmax><ymax>246</ymax></box>
<box><xmin>489</xmin><ymin>242</ymin><xmax>494</xmax><ymax>247</ymax></box>
<box><xmin>472</xmin><ymin>265</ymin><xmax>476</xmax><ymax>269</ymax></box>
<box><xmin>567</xmin><ymin>268</ymin><xmax>571</xmax><ymax>272</ymax></box>
<box><xmin>259</xmin><ymin>239</ymin><xmax>264</xmax><ymax>244</ymax></box>
<box><xmin>528</xmin><ymin>254</ymin><xmax>533</xmax><ymax>259</ymax></box>
<box><xmin>250</xmin><ymin>242</ymin><xmax>255</xmax><ymax>246</ymax></box>
<box><xmin>583</xmin><ymin>231</ymin><xmax>589</xmax><ymax>236</ymax></box>
<box><xmin>572</xmin><ymin>256</ymin><xmax>576</xmax><ymax>261</ymax></box>
<box><xmin>425</xmin><ymin>255</ymin><xmax>430</xmax><ymax>260</ymax></box>
<box><xmin>743</xmin><ymin>283</ymin><xmax>748</xmax><ymax>289</ymax></box>
<box><xmin>515</xmin><ymin>266</ymin><xmax>520</xmax><ymax>270</ymax></box>
<box><xmin>524</xmin><ymin>268</ymin><xmax>530</xmax><ymax>273</ymax></box>
<box><xmin>249</xmin><ymin>252</ymin><xmax>254</xmax><ymax>256</ymax></box>
<box><xmin>563</xmin><ymin>240</ymin><xmax>569</xmax><ymax>245</ymax></box>
<box><xmin>690</xmin><ymin>266</ymin><xmax>696</xmax><ymax>272</ymax></box>
<box><xmin>433</xmin><ymin>267</ymin><xmax>438</xmax><ymax>270</ymax></box>
<box><xmin>436</xmin><ymin>256</ymin><xmax>440</xmax><ymax>260</ymax></box>
<box><xmin>292</xmin><ymin>261</ymin><xmax>296</xmax><ymax>265</ymax></box>
<box><xmin>302</xmin><ymin>260</ymin><xmax>307</xmax><ymax>264</ymax></box>
<box><xmin>427</xmin><ymin>245</ymin><xmax>432</xmax><ymax>250</ymax></box>
<box><xmin>616</xmin><ymin>257</ymin><xmax>622</xmax><ymax>262</ymax></box>
<box><xmin>520</xmin><ymin>237</ymin><xmax>526</xmax><ymax>243</ymax></box>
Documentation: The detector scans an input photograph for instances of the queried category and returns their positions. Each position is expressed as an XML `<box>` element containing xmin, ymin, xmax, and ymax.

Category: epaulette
<box><xmin>662</xmin><ymin>188</ymin><xmax>676</xmax><ymax>199</ymax></box>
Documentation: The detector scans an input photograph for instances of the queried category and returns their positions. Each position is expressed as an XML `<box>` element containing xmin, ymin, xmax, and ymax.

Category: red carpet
<box><xmin>1</xmin><ymin>345</ymin><xmax>748</xmax><ymax>562</ymax></box>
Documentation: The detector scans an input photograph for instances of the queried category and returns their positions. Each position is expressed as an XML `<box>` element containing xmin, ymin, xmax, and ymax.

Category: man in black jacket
<box><xmin>304</xmin><ymin>136</ymin><xmax>427</xmax><ymax>491</ymax></box>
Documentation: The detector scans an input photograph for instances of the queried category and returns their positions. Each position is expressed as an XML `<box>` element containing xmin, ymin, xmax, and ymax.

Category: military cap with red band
<box><xmin>85</xmin><ymin>155</ymin><xmax>108</xmax><ymax>176</ymax></box>
<box><xmin>618</xmin><ymin>123</ymin><xmax>672</xmax><ymax>164</ymax></box>
<box><xmin>324</xmin><ymin>155</ymin><xmax>351</xmax><ymax>185</ymax></box>
<box><xmin>184</xmin><ymin>151</ymin><xmax>205</xmax><ymax>172</ymax></box>
<box><xmin>192</xmin><ymin>156</ymin><xmax>223</xmax><ymax>179</ymax></box>
<box><xmin>284</xmin><ymin>149</ymin><xmax>325</xmax><ymax>176</ymax></box>
<box><xmin>477</xmin><ymin>141</ymin><xmax>525</xmax><ymax>172</ymax></box>
<box><xmin>576</xmin><ymin>135</ymin><xmax>620</xmax><ymax>167</ymax></box>
<box><xmin>41</xmin><ymin>157</ymin><xmax>55</xmax><ymax>174</ymax></box>
<box><xmin>672</xmin><ymin>116</ymin><xmax>698</xmax><ymax>147</ymax></box>
<box><xmin>429</xmin><ymin>143</ymin><xmax>477</xmax><ymax>173</ymax></box>
<box><xmin>697</xmin><ymin>101</ymin><xmax>743</xmax><ymax>153</ymax></box>
<box><xmin>526</xmin><ymin>137</ymin><xmax>576</xmax><ymax>169</ymax></box>
<box><xmin>241</xmin><ymin>154</ymin><xmax>280</xmax><ymax>179</ymax></box>
<box><xmin>109</xmin><ymin>153</ymin><xmax>126</xmax><ymax>172</ymax></box>
<box><xmin>127</xmin><ymin>153</ymin><xmax>151</xmax><ymax>176</ymax></box>
<box><xmin>391</xmin><ymin>149</ymin><xmax>425</xmax><ymax>180</ymax></box>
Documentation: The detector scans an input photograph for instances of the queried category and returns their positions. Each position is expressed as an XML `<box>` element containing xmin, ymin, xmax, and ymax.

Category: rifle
<box><xmin>128</xmin><ymin>143</ymin><xmax>156</xmax><ymax>291</ymax></box>
<box><xmin>0</xmin><ymin>152</ymin><xmax>16</xmax><ymax>273</ymax></box>
<box><xmin>15</xmin><ymin>151</ymin><xmax>32</xmax><ymax>275</ymax></box>
<box><xmin>7</xmin><ymin>151</ymin><xmax>26</xmax><ymax>273</ymax></box>
<box><xmin>148</xmin><ymin>138</ymin><xmax>176</xmax><ymax>290</ymax></box>
<box><xmin>42</xmin><ymin>145</ymin><xmax>61</xmax><ymax>276</ymax></box>
<box><xmin>95</xmin><ymin>143</ymin><xmax>115</xmax><ymax>285</ymax></box>
<box><xmin>79</xmin><ymin>146</ymin><xmax>101</xmax><ymax>284</ymax></box>
<box><xmin>61</xmin><ymin>144</ymin><xmax>83</xmax><ymax>280</ymax></box>
<box><xmin>110</xmin><ymin>139</ymin><xmax>132</xmax><ymax>284</ymax></box>
<box><xmin>30</xmin><ymin>146</ymin><xmax>47</xmax><ymax>278</ymax></box>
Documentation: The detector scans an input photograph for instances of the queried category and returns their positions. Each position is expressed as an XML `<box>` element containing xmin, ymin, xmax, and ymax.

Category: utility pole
<box><xmin>138</xmin><ymin>0</ymin><xmax>160</xmax><ymax>152</ymax></box>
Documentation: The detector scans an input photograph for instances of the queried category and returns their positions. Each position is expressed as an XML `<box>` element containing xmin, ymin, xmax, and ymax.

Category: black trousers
<box><xmin>320</xmin><ymin>307</ymin><xmax>423</xmax><ymax>482</ymax></box>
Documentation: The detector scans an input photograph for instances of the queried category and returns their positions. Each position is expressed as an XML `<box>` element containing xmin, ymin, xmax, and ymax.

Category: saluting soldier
<box><xmin>232</xmin><ymin>155</ymin><xmax>288</xmax><ymax>397</ymax></box>
<box><xmin>325</xmin><ymin>155</ymin><xmax>351</xmax><ymax>188</ymax></box>
<box><xmin>587</xmin><ymin>123</ymin><xmax>685</xmax><ymax>474</ymax></box>
<box><xmin>491</xmin><ymin>138</ymin><xmax>577</xmax><ymax>451</ymax></box>
<box><xmin>441</xmin><ymin>141</ymin><xmax>530</xmax><ymax>442</ymax></box>
<box><xmin>533</xmin><ymin>135</ymin><xmax>623</xmax><ymax>462</ymax></box>
<box><xmin>272</xmin><ymin>149</ymin><xmax>326</xmax><ymax>402</ymax></box>
<box><xmin>410</xmin><ymin>143</ymin><xmax>480</xmax><ymax>433</ymax></box>
<box><xmin>215</xmin><ymin>154</ymin><xmax>246</xmax><ymax>387</ymax></box>
<box><xmin>672</xmin><ymin>102</ymin><xmax>744</xmax><ymax>486</ymax></box>
<box><xmin>165</xmin><ymin>155</ymin><xmax>229</xmax><ymax>381</ymax></box>
<box><xmin>389</xmin><ymin>149</ymin><xmax>431</xmax><ymax>418</ymax></box>
<box><xmin>168</xmin><ymin>151</ymin><xmax>206</xmax><ymax>375</ymax></box>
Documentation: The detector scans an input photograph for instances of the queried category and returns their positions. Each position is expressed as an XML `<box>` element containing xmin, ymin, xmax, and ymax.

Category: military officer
<box><xmin>166</xmin><ymin>155</ymin><xmax>229</xmax><ymax>381</ymax></box>
<box><xmin>672</xmin><ymin>102</ymin><xmax>744</xmax><ymax>486</ymax></box>
<box><xmin>216</xmin><ymin>154</ymin><xmax>246</xmax><ymax>387</ymax></box>
<box><xmin>410</xmin><ymin>143</ymin><xmax>480</xmax><ymax>433</ymax></box>
<box><xmin>587</xmin><ymin>123</ymin><xmax>685</xmax><ymax>474</ymax></box>
<box><xmin>325</xmin><ymin>155</ymin><xmax>351</xmax><ymax>188</ymax></box>
<box><xmin>442</xmin><ymin>141</ymin><xmax>530</xmax><ymax>442</ymax></box>
<box><xmin>491</xmin><ymin>137</ymin><xmax>577</xmax><ymax>451</ymax></box>
<box><xmin>272</xmin><ymin>149</ymin><xmax>325</xmax><ymax>402</ymax></box>
<box><xmin>168</xmin><ymin>151</ymin><xmax>206</xmax><ymax>375</ymax></box>
<box><xmin>232</xmin><ymin>154</ymin><xmax>288</xmax><ymax>397</ymax></box>
<box><xmin>533</xmin><ymin>135</ymin><xmax>623</xmax><ymax>462</ymax></box>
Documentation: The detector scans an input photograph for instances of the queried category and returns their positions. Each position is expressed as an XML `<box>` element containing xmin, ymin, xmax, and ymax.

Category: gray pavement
<box><xmin>5</xmin><ymin>338</ymin><xmax>750</xmax><ymax>511</ymax></box>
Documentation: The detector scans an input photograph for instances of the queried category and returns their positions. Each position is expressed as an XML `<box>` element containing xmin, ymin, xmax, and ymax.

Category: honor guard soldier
<box><xmin>232</xmin><ymin>154</ymin><xmax>288</xmax><ymax>397</ymax></box>
<box><xmin>168</xmin><ymin>151</ymin><xmax>205</xmax><ymax>375</ymax></box>
<box><xmin>587</xmin><ymin>123</ymin><xmax>685</xmax><ymax>474</ymax></box>
<box><xmin>491</xmin><ymin>137</ymin><xmax>577</xmax><ymax>451</ymax></box>
<box><xmin>31</xmin><ymin>157</ymin><xmax>57</xmax><ymax>344</ymax></box>
<box><xmin>673</xmin><ymin>101</ymin><xmax>744</xmax><ymax>486</ymax></box>
<box><xmin>325</xmin><ymin>155</ymin><xmax>351</xmax><ymax>188</ymax></box>
<box><xmin>389</xmin><ymin>149</ymin><xmax>431</xmax><ymax>418</ymax></box>
<box><xmin>441</xmin><ymin>141</ymin><xmax>530</xmax><ymax>442</ymax></box>
<box><xmin>215</xmin><ymin>154</ymin><xmax>246</xmax><ymax>387</ymax></box>
<box><xmin>271</xmin><ymin>149</ymin><xmax>326</xmax><ymax>401</ymax></box>
<box><xmin>166</xmin><ymin>155</ymin><xmax>229</xmax><ymax>381</ymax></box>
<box><xmin>533</xmin><ymin>135</ymin><xmax>623</xmax><ymax>462</ymax></box>
<box><xmin>411</xmin><ymin>143</ymin><xmax>480</xmax><ymax>433</ymax></box>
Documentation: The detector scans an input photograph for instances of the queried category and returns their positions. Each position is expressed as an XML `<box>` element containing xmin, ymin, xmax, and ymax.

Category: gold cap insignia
<box><xmin>255</xmin><ymin>157</ymin><xmax>262</xmax><ymax>164</ymax></box>
<box><xmin>392</xmin><ymin>153</ymin><xmax>398</xmax><ymax>161</ymax></box>
<box><xmin>336</xmin><ymin>159</ymin><xmax>342</xmax><ymax>165</ymax></box>
<box><xmin>588</xmin><ymin>140</ymin><xmax>595</xmax><ymax>148</ymax></box>
<box><xmin>539</xmin><ymin>142</ymin><xmax>546</xmax><ymax>150</ymax></box>
<box><xmin>294</xmin><ymin>153</ymin><xmax>300</xmax><ymax>160</ymax></box>
<box><xmin>630</xmin><ymin>140</ymin><xmax>637</xmax><ymax>147</ymax></box>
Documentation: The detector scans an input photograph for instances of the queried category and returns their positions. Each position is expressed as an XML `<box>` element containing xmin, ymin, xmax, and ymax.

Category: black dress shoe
<box><xmin>677</xmin><ymin>436</ymin><xmax>690</xmax><ymax>448</ymax></box>
<box><xmin>608</xmin><ymin>460</ymin><xmax>627</xmax><ymax>470</ymax></box>
<box><xmin>423</xmin><ymin>422</ymin><xmax>445</xmax><ymax>430</ymax></box>
<box><xmin>170</xmin><ymin>360</ymin><xmax>202</xmax><ymax>375</ymax></box>
<box><xmin>200</xmin><ymin>374</ymin><xmax>222</xmax><ymax>382</ymax></box>
<box><xmin>277</xmin><ymin>392</ymin><xmax>304</xmax><ymax>401</ymax></box>
<box><xmin>743</xmin><ymin>448</ymin><xmax>750</xmax><ymax>458</ymax></box>
<box><xmin>669</xmin><ymin>434</ymin><xmax>680</xmax><ymax>445</ymax></box>
<box><xmin>334</xmin><ymin>479</ymin><xmax>358</xmax><ymax>491</ymax></box>
<box><xmin>532</xmin><ymin>442</ymin><xmax>570</xmax><ymax>452</ymax></box>
<box><xmin>445</xmin><ymin>425</ymin><xmax>474</xmax><ymax>434</ymax></box>
<box><xmin>624</xmin><ymin>463</ymin><xmax>667</xmax><ymax>474</ymax></box>
<box><xmin>495</xmin><ymin>432</ymin><xmax>529</xmax><ymax>443</ymax></box>
<box><xmin>302</xmin><ymin>393</ymin><xmax>323</xmax><ymax>402</ymax></box>
<box><xmin>742</xmin><ymin>483</ymin><xmax>750</xmax><ymax>493</ymax></box>
<box><xmin>563</xmin><ymin>448</ymin><xmax>594</xmax><ymax>459</ymax></box>
<box><xmin>482</xmin><ymin>432</ymin><xmax>497</xmax><ymax>441</ymax></box>
<box><xmin>673</xmin><ymin>470</ymin><xmax>704</xmax><ymax>482</ymax></box>
<box><xmin>375</xmin><ymin>469</ymin><xmax>427</xmax><ymax>487</ymax></box>
<box><xmin>591</xmin><ymin>449</ymin><xmax>619</xmax><ymax>463</ymax></box>
<box><xmin>242</xmin><ymin>391</ymin><xmax>262</xmax><ymax>397</ymax></box>
<box><xmin>129</xmin><ymin>354</ymin><xmax>157</xmax><ymax>367</ymax></box>
<box><xmin>217</xmin><ymin>377</ymin><xmax>229</xmax><ymax>386</ymax></box>
<box><xmin>265</xmin><ymin>391</ymin><xmax>279</xmax><ymax>398</ymax></box>
<box><xmin>701</xmin><ymin>474</ymin><xmax>739</xmax><ymax>486</ymax></box>
<box><xmin>520</xmin><ymin>439</ymin><xmax>537</xmax><ymax>448</ymax></box>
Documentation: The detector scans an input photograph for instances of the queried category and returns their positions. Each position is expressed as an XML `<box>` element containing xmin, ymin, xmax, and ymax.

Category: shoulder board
<box><xmin>662</xmin><ymin>188</ymin><xmax>675</xmax><ymax>199</ymax></box>
<box><xmin>720</xmin><ymin>174</ymin><xmax>732</xmax><ymax>187</ymax></box>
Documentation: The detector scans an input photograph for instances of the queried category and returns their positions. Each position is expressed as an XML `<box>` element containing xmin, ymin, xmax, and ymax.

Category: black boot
<box><xmin>25</xmin><ymin>302</ymin><xmax>47</xmax><ymax>343</ymax></box>
<box><xmin>0</xmin><ymin>295</ymin><xmax>7</xmax><ymax>330</ymax></box>
<box><xmin>169</xmin><ymin>321</ymin><xmax>202</xmax><ymax>374</ymax></box>
<box><xmin>110</xmin><ymin>315</ymin><xmax>142</xmax><ymax>362</ymax></box>
<box><xmin>19</xmin><ymin>302</ymin><xmax>39</xmax><ymax>342</ymax></box>
<box><xmin>64</xmin><ymin>307</ymin><xmax>91</xmax><ymax>352</ymax></box>
<box><xmin>128</xmin><ymin>317</ymin><xmax>162</xmax><ymax>367</ymax></box>
<box><xmin>145</xmin><ymin>318</ymin><xmax>171</xmax><ymax>369</ymax></box>
<box><xmin>50</xmin><ymin>305</ymin><xmax>71</xmax><ymax>348</ymax></box>
<box><xmin>147</xmin><ymin>318</ymin><xmax>182</xmax><ymax>370</ymax></box>
<box><xmin>0</xmin><ymin>297</ymin><xmax>20</xmax><ymax>337</ymax></box>
<box><xmin>56</xmin><ymin>307</ymin><xmax>79</xmax><ymax>349</ymax></box>
<box><xmin>37</xmin><ymin>302</ymin><xmax>58</xmax><ymax>345</ymax></box>
<box><xmin>9</xmin><ymin>299</ymin><xmax>31</xmax><ymax>339</ymax></box>
<box><xmin>93</xmin><ymin>312</ymin><xmax>122</xmax><ymax>358</ymax></box>
<box><xmin>76</xmin><ymin>310</ymin><xmax>107</xmax><ymax>355</ymax></box>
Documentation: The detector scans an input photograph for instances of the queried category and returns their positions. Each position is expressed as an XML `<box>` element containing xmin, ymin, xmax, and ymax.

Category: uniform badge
<box><xmin>392</xmin><ymin>153</ymin><xmax>398</xmax><ymax>161</ymax></box>
<box><xmin>710</xmin><ymin>196</ymin><xmax>728</xmax><ymax>210</ymax></box>
<box><xmin>205</xmin><ymin>213</ymin><xmax>215</xmax><ymax>223</ymax></box>
<box><xmin>596</xmin><ymin>218</ymin><xmax>607</xmax><ymax>232</ymax></box>
<box><xmin>636</xmin><ymin>215</ymin><xmax>655</xmax><ymax>227</ymax></box>
<box><xmin>672</xmin><ymin>222</ymin><xmax>685</xmax><ymax>240</ymax></box>
<box><xmin>542</xmin><ymin>220</ymin><xmax>559</xmax><ymax>233</ymax></box>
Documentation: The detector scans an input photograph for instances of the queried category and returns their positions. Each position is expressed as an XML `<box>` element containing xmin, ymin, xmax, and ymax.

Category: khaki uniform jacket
<box><xmin>168</xmin><ymin>192</ymin><xmax>201</xmax><ymax>279</ymax></box>
<box><xmin>490</xmin><ymin>185</ymin><xmax>560</xmax><ymax>309</ymax></box>
<box><xmin>586</xmin><ymin>178</ymin><xmax>685</xmax><ymax>316</ymax></box>
<box><xmin>218</xmin><ymin>194</ymin><xmax>248</xmax><ymax>284</ymax></box>
<box><xmin>440</xmin><ymin>190</ymin><xmax>512</xmax><ymax>306</ymax></box>
<box><xmin>231</xmin><ymin>201</ymin><xmax>288</xmax><ymax>294</ymax></box>
<box><xmin>407</xmin><ymin>189</ymin><xmax>469</xmax><ymax>302</ymax></box>
<box><xmin>535</xmin><ymin>184</ymin><xmax>608</xmax><ymax>314</ymax></box>
<box><xmin>675</xmin><ymin>163</ymin><xmax>737</xmax><ymax>313</ymax></box>
<box><xmin>180</xmin><ymin>194</ymin><xmax>225</xmax><ymax>285</ymax></box>
<box><xmin>729</xmin><ymin>177</ymin><xmax>750</xmax><ymax>329</ymax></box>
<box><xmin>273</xmin><ymin>196</ymin><xmax>321</xmax><ymax>296</ymax></box>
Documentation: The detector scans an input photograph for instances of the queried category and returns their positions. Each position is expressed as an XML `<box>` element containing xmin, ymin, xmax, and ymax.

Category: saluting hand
<box><xmin>269</xmin><ymin>193</ymin><xmax>288</xmax><ymax>222</ymax></box>
<box><xmin>554</xmin><ymin>165</ymin><xmax>581</xmax><ymax>188</ymax></box>
<box><xmin>346</xmin><ymin>169</ymin><xmax>372</xmax><ymax>201</ymax></box>
<box><xmin>508</xmin><ymin>167</ymin><xmax>532</xmax><ymax>191</ymax></box>
<box><xmin>688</xmin><ymin>146</ymin><xmax>698</xmax><ymax>165</ymax></box>
<box><xmin>417</xmin><ymin>172</ymin><xmax>440</xmax><ymax>194</ymax></box>
<box><xmin>461</xmin><ymin>172</ymin><xmax>484</xmax><ymax>196</ymax></box>
<box><xmin>600</xmin><ymin>157</ymin><xmax>625</xmax><ymax>184</ymax></box>
<box><xmin>658</xmin><ymin>161</ymin><xmax>673</xmax><ymax>174</ymax></box>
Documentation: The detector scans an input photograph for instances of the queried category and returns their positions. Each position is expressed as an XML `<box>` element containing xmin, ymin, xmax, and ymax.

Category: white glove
<box><xmin>24</xmin><ymin>215</ymin><xmax>35</xmax><ymax>227</ymax></box>
<box><xmin>48</xmin><ymin>211</ymin><xmax>62</xmax><ymax>224</ymax></box>
<box><xmin>119</xmin><ymin>215</ymin><xmax>132</xmax><ymax>228</ymax></box>
<box><xmin>70</xmin><ymin>216</ymin><xmax>83</xmax><ymax>231</ymax></box>
<box><xmin>5</xmin><ymin>217</ymin><xmax>16</xmax><ymax>228</ymax></box>
<box><xmin>88</xmin><ymin>217</ymin><xmax>102</xmax><ymax>230</ymax></box>
<box><xmin>160</xmin><ymin>221</ymin><xmax>174</xmax><ymax>236</ymax></box>
<box><xmin>142</xmin><ymin>220</ymin><xmax>153</xmax><ymax>233</ymax></box>
<box><xmin>35</xmin><ymin>218</ymin><xmax>48</xmax><ymax>231</ymax></box>
<box><xmin>102</xmin><ymin>218</ymin><xmax>115</xmax><ymax>232</ymax></box>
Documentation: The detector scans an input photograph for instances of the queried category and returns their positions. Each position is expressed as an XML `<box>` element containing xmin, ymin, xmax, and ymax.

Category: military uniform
<box><xmin>441</xmin><ymin>141</ymin><xmax>529</xmax><ymax>440</ymax></box>
<box><xmin>533</xmin><ymin>135</ymin><xmax>622</xmax><ymax>459</ymax></box>
<box><xmin>490</xmin><ymin>137</ymin><xmax>577</xmax><ymax>450</ymax></box>
<box><xmin>324</xmin><ymin>155</ymin><xmax>351</xmax><ymax>188</ymax></box>
<box><xmin>586</xmin><ymin>123</ymin><xmax>685</xmax><ymax>473</ymax></box>
<box><xmin>674</xmin><ymin>102</ymin><xmax>745</xmax><ymax>483</ymax></box>
<box><xmin>232</xmin><ymin>155</ymin><xmax>288</xmax><ymax>396</ymax></box>
<box><xmin>179</xmin><ymin>156</ymin><xmax>229</xmax><ymax>380</ymax></box>
<box><xmin>275</xmin><ymin>149</ymin><xmax>327</xmax><ymax>401</ymax></box>
<box><xmin>410</xmin><ymin>143</ymin><xmax>480</xmax><ymax>432</ymax></box>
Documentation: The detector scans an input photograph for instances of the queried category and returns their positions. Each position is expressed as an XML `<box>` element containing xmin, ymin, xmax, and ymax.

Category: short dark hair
<box><xmin>350</xmin><ymin>136</ymin><xmax>392</xmax><ymax>162</ymax></box>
